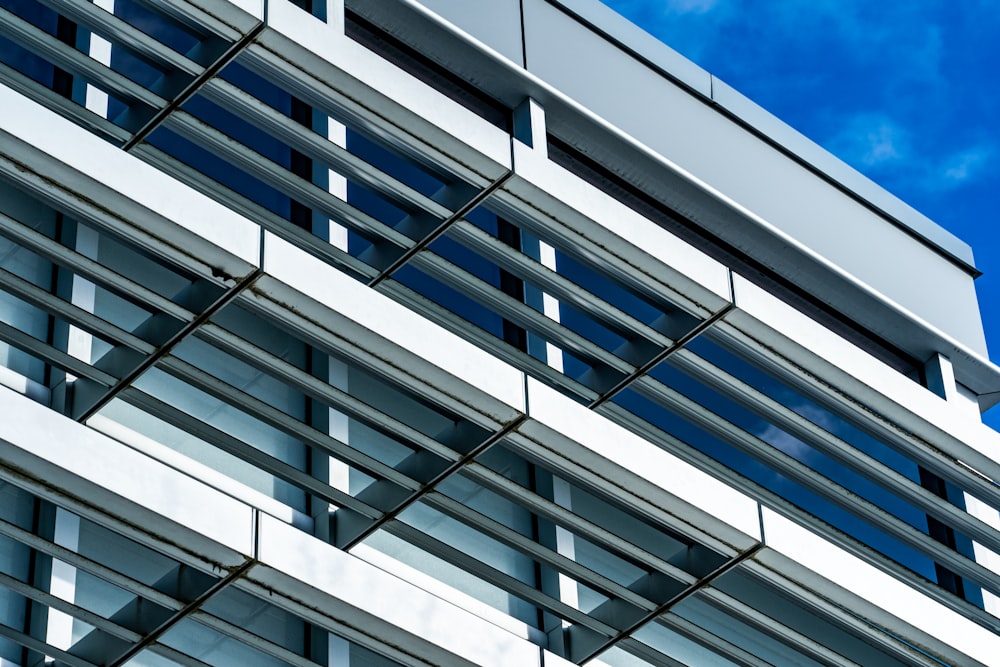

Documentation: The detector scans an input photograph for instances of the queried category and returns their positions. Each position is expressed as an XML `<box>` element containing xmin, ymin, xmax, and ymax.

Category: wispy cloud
<box><xmin>824</xmin><ymin>114</ymin><xmax>994</xmax><ymax>191</ymax></box>
<box><xmin>612</xmin><ymin>0</ymin><xmax>720</xmax><ymax>15</ymax></box>
<box><xmin>941</xmin><ymin>146</ymin><xmax>994</xmax><ymax>185</ymax></box>
<box><xmin>663</xmin><ymin>0</ymin><xmax>720</xmax><ymax>15</ymax></box>
<box><xmin>825</xmin><ymin>113</ymin><xmax>909</xmax><ymax>169</ymax></box>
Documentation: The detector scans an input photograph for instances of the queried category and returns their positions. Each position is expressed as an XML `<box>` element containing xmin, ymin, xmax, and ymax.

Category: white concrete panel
<box><xmin>88</xmin><ymin>414</ymin><xmax>311</xmax><ymax>530</ymax></box>
<box><xmin>0</xmin><ymin>86</ymin><xmax>260</xmax><ymax>275</ymax></box>
<box><xmin>189</xmin><ymin>0</ymin><xmax>263</xmax><ymax>36</ymax></box>
<box><xmin>520</xmin><ymin>377</ymin><xmax>761</xmax><ymax>550</ymax></box>
<box><xmin>0</xmin><ymin>385</ymin><xmax>254</xmax><ymax>560</ymax></box>
<box><xmin>964</xmin><ymin>493</ymin><xmax>1000</xmax><ymax>615</ymax></box>
<box><xmin>261</xmin><ymin>232</ymin><xmax>526</xmax><ymax>417</ymax></box>
<box><xmin>255</xmin><ymin>514</ymin><xmax>543</xmax><ymax>667</ymax></box>
<box><xmin>542</xmin><ymin>648</ymin><xmax>577</xmax><ymax>667</ymax></box>
<box><xmin>0</xmin><ymin>366</ymin><xmax>49</xmax><ymax>404</ymax></box>
<box><xmin>262</xmin><ymin>0</ymin><xmax>511</xmax><ymax>182</ymax></box>
<box><xmin>760</xmin><ymin>507</ymin><xmax>1000</xmax><ymax>667</ymax></box>
<box><xmin>505</xmin><ymin>142</ymin><xmax>732</xmax><ymax>316</ymax></box>
<box><xmin>221</xmin><ymin>0</ymin><xmax>262</xmax><ymax>22</ymax></box>
<box><xmin>351</xmin><ymin>543</ymin><xmax>541</xmax><ymax>642</ymax></box>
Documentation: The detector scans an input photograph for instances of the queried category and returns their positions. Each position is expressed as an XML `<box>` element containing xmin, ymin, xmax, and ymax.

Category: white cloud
<box><xmin>664</xmin><ymin>0</ymin><xmax>720</xmax><ymax>14</ymax></box>
<box><xmin>826</xmin><ymin>113</ymin><xmax>910</xmax><ymax>169</ymax></box>
<box><xmin>825</xmin><ymin>117</ymin><xmax>993</xmax><ymax>194</ymax></box>
<box><xmin>859</xmin><ymin>123</ymin><xmax>906</xmax><ymax>166</ymax></box>
<box><xmin>942</xmin><ymin>146</ymin><xmax>993</xmax><ymax>184</ymax></box>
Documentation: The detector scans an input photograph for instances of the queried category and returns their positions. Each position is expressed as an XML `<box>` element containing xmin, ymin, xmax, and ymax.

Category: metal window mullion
<box><xmin>36</xmin><ymin>0</ymin><xmax>203</xmax><ymax>76</ymax></box>
<box><xmin>384</xmin><ymin>521</ymin><xmax>621</xmax><ymax>638</ymax></box>
<box><xmin>0</xmin><ymin>319</ymin><xmax>117</xmax><ymax>386</ymax></box>
<box><xmin>410</xmin><ymin>250</ymin><xmax>637</xmax><ymax>375</ymax></box>
<box><xmin>448</xmin><ymin>219</ymin><xmax>674</xmax><ymax>347</ymax></box>
<box><xmin>0</xmin><ymin>7</ymin><xmax>167</xmax><ymax>109</ymax></box>
<box><xmin>0</xmin><ymin>266</ymin><xmax>155</xmax><ymax>355</ymax></box>
<box><xmin>118</xmin><ymin>387</ymin><xmax>386</xmax><ymax>519</ymax></box>
<box><xmin>161</xmin><ymin>111</ymin><xmax>413</xmax><ymax>250</ymax></box>
<box><xmin>461</xmin><ymin>462</ymin><xmax>697</xmax><ymax>586</ymax></box>
<box><xmin>0</xmin><ymin>623</ymin><xmax>98</xmax><ymax>667</ymax></box>
<box><xmin>104</xmin><ymin>560</ymin><xmax>255</xmax><ymax>667</ymax></box>
<box><xmin>673</xmin><ymin>348</ymin><xmax>1000</xmax><ymax>556</ymax></box>
<box><xmin>193</xmin><ymin>323</ymin><xmax>464</xmax><ymax>465</ymax></box>
<box><xmin>198</xmin><ymin>77</ymin><xmax>455</xmax><ymax>220</ymax></box>
<box><xmin>0</xmin><ymin>211</ymin><xmax>196</xmax><ymax>324</ymax></box>
<box><xmin>153</xmin><ymin>356</ymin><xmax>421</xmax><ymax>494</ymax></box>
<box><xmin>376</xmin><ymin>278</ymin><xmax>601</xmax><ymax>404</ymax></box>
<box><xmin>596</xmin><ymin>398</ymin><xmax>1000</xmax><ymax>636</ymax></box>
<box><xmin>490</xmin><ymin>195</ymin><xmax>702</xmax><ymax>318</ymax></box>
<box><xmin>0</xmin><ymin>570</ymin><xmax>143</xmax><ymax>645</ymax></box>
<box><xmin>422</xmin><ymin>491</ymin><xmax>659</xmax><ymax>613</ymax></box>
<box><xmin>631</xmin><ymin>374</ymin><xmax>1000</xmax><ymax>597</ymax></box>
<box><xmin>572</xmin><ymin>542</ymin><xmax>762</xmax><ymax>665</ymax></box>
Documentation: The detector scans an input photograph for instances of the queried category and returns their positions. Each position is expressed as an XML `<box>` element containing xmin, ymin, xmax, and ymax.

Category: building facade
<box><xmin>1</xmin><ymin>0</ymin><xmax>1000</xmax><ymax>665</ymax></box>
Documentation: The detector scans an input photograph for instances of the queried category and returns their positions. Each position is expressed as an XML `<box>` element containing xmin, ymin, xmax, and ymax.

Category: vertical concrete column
<box><xmin>316</xmin><ymin>10</ymin><xmax>352</xmax><ymax>661</ymax></box>
<box><xmin>61</xmin><ymin>2</ymin><xmax>110</xmax><ymax>384</ymax></box>
<box><xmin>514</xmin><ymin>98</ymin><xmax>578</xmax><ymax>653</ymax></box>
<box><xmin>513</xmin><ymin>98</ymin><xmax>547</xmax><ymax>159</ymax></box>
<box><xmin>325</xmin><ymin>0</ymin><xmax>345</xmax><ymax>34</ymax></box>
<box><xmin>925</xmin><ymin>353</ymin><xmax>1000</xmax><ymax>613</ymax></box>
<box><xmin>513</xmin><ymin>98</ymin><xmax>563</xmax><ymax>371</ymax></box>
<box><xmin>83</xmin><ymin>0</ymin><xmax>114</xmax><ymax>117</ymax></box>
<box><xmin>40</xmin><ymin>11</ymin><xmax>111</xmax><ymax>629</ymax></box>
<box><xmin>310</xmin><ymin>119</ymin><xmax>351</xmax><ymax>530</ymax></box>
<box><xmin>44</xmin><ymin>509</ymin><xmax>81</xmax><ymax>653</ymax></box>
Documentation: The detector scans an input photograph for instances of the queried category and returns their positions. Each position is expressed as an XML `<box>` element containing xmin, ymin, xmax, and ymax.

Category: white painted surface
<box><xmin>523</xmin><ymin>377</ymin><xmax>762</xmax><ymax>545</ymax></box>
<box><xmin>261</xmin><ymin>231</ymin><xmax>527</xmax><ymax>415</ymax></box>
<box><xmin>0</xmin><ymin>385</ymin><xmax>254</xmax><ymax>556</ymax></box>
<box><xmin>87</xmin><ymin>414</ymin><xmax>310</xmax><ymax>529</ymax></box>
<box><xmin>728</xmin><ymin>272</ymin><xmax>1000</xmax><ymax>482</ymax></box>
<box><xmin>263</xmin><ymin>0</ymin><xmax>511</xmax><ymax>179</ymax></box>
<box><xmin>45</xmin><ymin>509</ymin><xmax>80</xmax><ymax>651</ymax></box>
<box><xmin>257</xmin><ymin>514</ymin><xmax>543</xmax><ymax>667</ymax></box>
<box><xmin>761</xmin><ymin>507</ymin><xmax>1000</xmax><ymax>667</ymax></box>
<box><xmin>0</xmin><ymin>86</ymin><xmax>260</xmax><ymax>268</ymax></box>
<box><xmin>509</xmin><ymin>141</ymin><xmax>732</xmax><ymax>312</ymax></box>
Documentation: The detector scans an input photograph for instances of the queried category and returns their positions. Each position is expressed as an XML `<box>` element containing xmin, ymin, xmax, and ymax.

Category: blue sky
<box><xmin>600</xmin><ymin>0</ymin><xmax>1000</xmax><ymax>424</ymax></box>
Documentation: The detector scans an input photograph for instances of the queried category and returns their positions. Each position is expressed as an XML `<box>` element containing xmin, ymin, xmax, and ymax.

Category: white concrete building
<box><xmin>1</xmin><ymin>0</ymin><xmax>999</xmax><ymax>665</ymax></box>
